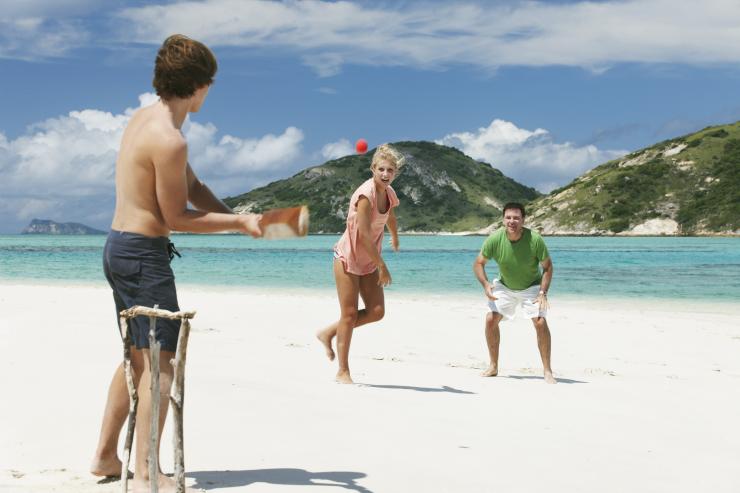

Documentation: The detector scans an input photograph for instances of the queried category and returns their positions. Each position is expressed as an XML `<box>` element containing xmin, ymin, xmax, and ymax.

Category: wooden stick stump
<box><xmin>148</xmin><ymin>305</ymin><xmax>160</xmax><ymax>493</ymax></box>
<box><xmin>120</xmin><ymin>315</ymin><xmax>137</xmax><ymax>493</ymax></box>
<box><xmin>170</xmin><ymin>317</ymin><xmax>191</xmax><ymax>493</ymax></box>
<box><xmin>118</xmin><ymin>305</ymin><xmax>196</xmax><ymax>493</ymax></box>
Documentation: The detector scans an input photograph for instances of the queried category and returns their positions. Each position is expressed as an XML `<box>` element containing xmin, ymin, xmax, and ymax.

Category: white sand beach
<box><xmin>1</xmin><ymin>283</ymin><xmax>739</xmax><ymax>492</ymax></box>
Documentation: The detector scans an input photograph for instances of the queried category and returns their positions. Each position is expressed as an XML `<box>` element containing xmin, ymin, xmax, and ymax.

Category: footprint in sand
<box><xmin>584</xmin><ymin>368</ymin><xmax>617</xmax><ymax>377</ymax></box>
<box><xmin>371</xmin><ymin>356</ymin><xmax>403</xmax><ymax>362</ymax></box>
<box><xmin>193</xmin><ymin>327</ymin><xmax>219</xmax><ymax>333</ymax></box>
<box><xmin>447</xmin><ymin>362</ymin><xmax>486</xmax><ymax>370</ymax></box>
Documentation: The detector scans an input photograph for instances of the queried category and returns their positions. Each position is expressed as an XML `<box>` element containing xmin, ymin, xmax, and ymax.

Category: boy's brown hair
<box><xmin>153</xmin><ymin>34</ymin><xmax>217</xmax><ymax>100</ymax></box>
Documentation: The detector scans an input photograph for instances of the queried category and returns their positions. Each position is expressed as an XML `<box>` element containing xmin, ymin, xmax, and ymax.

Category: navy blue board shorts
<box><xmin>103</xmin><ymin>230</ymin><xmax>181</xmax><ymax>352</ymax></box>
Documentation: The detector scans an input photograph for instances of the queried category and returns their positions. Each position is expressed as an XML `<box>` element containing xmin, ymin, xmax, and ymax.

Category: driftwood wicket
<box><xmin>119</xmin><ymin>305</ymin><xmax>196</xmax><ymax>493</ymax></box>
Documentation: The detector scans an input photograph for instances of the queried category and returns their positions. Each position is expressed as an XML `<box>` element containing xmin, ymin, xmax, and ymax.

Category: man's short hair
<box><xmin>153</xmin><ymin>34</ymin><xmax>217</xmax><ymax>100</ymax></box>
<box><xmin>502</xmin><ymin>202</ymin><xmax>526</xmax><ymax>218</ymax></box>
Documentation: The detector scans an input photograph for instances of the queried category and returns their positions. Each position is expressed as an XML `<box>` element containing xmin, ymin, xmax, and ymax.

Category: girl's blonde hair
<box><xmin>371</xmin><ymin>143</ymin><xmax>405</xmax><ymax>170</ymax></box>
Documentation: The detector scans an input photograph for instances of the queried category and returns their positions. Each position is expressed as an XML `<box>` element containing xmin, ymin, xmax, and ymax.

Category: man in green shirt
<box><xmin>473</xmin><ymin>202</ymin><xmax>556</xmax><ymax>384</ymax></box>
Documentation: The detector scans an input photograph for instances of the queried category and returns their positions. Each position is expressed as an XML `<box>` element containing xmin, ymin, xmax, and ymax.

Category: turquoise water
<box><xmin>1</xmin><ymin>234</ymin><xmax>739</xmax><ymax>301</ymax></box>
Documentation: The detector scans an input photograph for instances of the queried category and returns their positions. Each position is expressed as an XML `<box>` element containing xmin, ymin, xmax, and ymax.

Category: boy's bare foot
<box><xmin>481</xmin><ymin>364</ymin><xmax>498</xmax><ymax>377</ymax></box>
<box><xmin>335</xmin><ymin>370</ymin><xmax>354</xmax><ymax>384</ymax></box>
<box><xmin>132</xmin><ymin>474</ymin><xmax>202</xmax><ymax>492</ymax></box>
<box><xmin>90</xmin><ymin>453</ymin><xmax>123</xmax><ymax>477</ymax></box>
<box><xmin>316</xmin><ymin>328</ymin><xmax>336</xmax><ymax>361</ymax></box>
<box><xmin>544</xmin><ymin>370</ymin><xmax>557</xmax><ymax>384</ymax></box>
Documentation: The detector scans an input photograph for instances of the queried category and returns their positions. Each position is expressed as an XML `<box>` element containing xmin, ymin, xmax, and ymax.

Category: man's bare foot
<box><xmin>316</xmin><ymin>328</ymin><xmax>336</xmax><ymax>361</ymax></box>
<box><xmin>544</xmin><ymin>370</ymin><xmax>557</xmax><ymax>384</ymax></box>
<box><xmin>481</xmin><ymin>364</ymin><xmax>498</xmax><ymax>377</ymax></box>
<box><xmin>335</xmin><ymin>370</ymin><xmax>354</xmax><ymax>384</ymax></box>
<box><xmin>132</xmin><ymin>474</ymin><xmax>202</xmax><ymax>492</ymax></box>
<box><xmin>90</xmin><ymin>453</ymin><xmax>123</xmax><ymax>477</ymax></box>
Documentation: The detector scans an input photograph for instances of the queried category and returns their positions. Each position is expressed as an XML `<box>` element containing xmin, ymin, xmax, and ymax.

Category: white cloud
<box><xmin>436</xmin><ymin>119</ymin><xmax>627</xmax><ymax>192</ymax></box>
<box><xmin>321</xmin><ymin>138</ymin><xmax>354</xmax><ymax>160</ymax></box>
<box><xmin>16</xmin><ymin>197</ymin><xmax>59</xmax><ymax>220</ymax></box>
<box><xmin>0</xmin><ymin>17</ymin><xmax>88</xmax><ymax>59</ymax></box>
<box><xmin>8</xmin><ymin>1</ymin><xmax>740</xmax><ymax>70</ymax></box>
<box><xmin>1</xmin><ymin>0</ymin><xmax>100</xmax><ymax>17</ymax></box>
<box><xmin>115</xmin><ymin>0</ymin><xmax>740</xmax><ymax>76</ymax></box>
<box><xmin>302</xmin><ymin>53</ymin><xmax>344</xmax><ymax>78</ymax></box>
<box><xmin>0</xmin><ymin>0</ymin><xmax>98</xmax><ymax>59</ymax></box>
<box><xmin>0</xmin><ymin>94</ymin><xmax>305</xmax><ymax>232</ymax></box>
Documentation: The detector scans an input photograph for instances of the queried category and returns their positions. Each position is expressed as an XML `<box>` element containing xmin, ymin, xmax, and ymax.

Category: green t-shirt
<box><xmin>480</xmin><ymin>227</ymin><xmax>550</xmax><ymax>290</ymax></box>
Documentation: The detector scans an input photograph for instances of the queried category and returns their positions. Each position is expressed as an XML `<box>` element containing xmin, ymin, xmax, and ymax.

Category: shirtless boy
<box><xmin>90</xmin><ymin>35</ymin><xmax>261</xmax><ymax>492</ymax></box>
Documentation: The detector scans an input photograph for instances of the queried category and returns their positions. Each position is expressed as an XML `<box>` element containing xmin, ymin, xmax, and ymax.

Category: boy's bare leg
<box><xmin>91</xmin><ymin>349</ymin><xmax>143</xmax><ymax>476</ymax></box>
<box><xmin>533</xmin><ymin>317</ymin><xmax>556</xmax><ymax>384</ymax></box>
<box><xmin>482</xmin><ymin>312</ymin><xmax>502</xmax><ymax>377</ymax></box>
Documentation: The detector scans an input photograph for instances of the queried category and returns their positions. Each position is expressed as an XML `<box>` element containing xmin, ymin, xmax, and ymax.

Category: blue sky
<box><xmin>1</xmin><ymin>0</ymin><xmax>739</xmax><ymax>233</ymax></box>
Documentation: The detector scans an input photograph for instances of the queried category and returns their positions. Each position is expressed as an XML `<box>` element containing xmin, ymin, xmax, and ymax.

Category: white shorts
<box><xmin>487</xmin><ymin>279</ymin><xmax>547</xmax><ymax>320</ymax></box>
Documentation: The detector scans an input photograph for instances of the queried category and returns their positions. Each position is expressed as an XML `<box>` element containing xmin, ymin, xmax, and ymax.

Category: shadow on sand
<box><xmin>96</xmin><ymin>471</ymin><xmax>132</xmax><ymax>484</ymax></box>
<box><xmin>505</xmin><ymin>375</ymin><xmax>587</xmax><ymax>384</ymax></box>
<box><xmin>360</xmin><ymin>384</ymin><xmax>475</xmax><ymax>394</ymax></box>
<box><xmin>188</xmin><ymin>468</ymin><xmax>373</xmax><ymax>492</ymax></box>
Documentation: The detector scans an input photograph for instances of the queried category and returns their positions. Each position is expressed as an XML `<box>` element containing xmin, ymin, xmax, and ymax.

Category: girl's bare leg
<box><xmin>330</xmin><ymin>260</ymin><xmax>360</xmax><ymax>383</ymax></box>
<box><xmin>358</xmin><ymin>269</ymin><xmax>385</xmax><ymax>326</ymax></box>
<box><xmin>317</xmin><ymin>267</ymin><xmax>385</xmax><ymax>363</ymax></box>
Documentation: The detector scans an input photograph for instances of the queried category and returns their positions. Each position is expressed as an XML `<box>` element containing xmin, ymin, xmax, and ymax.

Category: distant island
<box><xmin>21</xmin><ymin>219</ymin><xmax>106</xmax><ymax>235</ymax></box>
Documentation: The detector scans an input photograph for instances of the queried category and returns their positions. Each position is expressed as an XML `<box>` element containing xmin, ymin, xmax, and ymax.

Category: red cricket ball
<box><xmin>355</xmin><ymin>138</ymin><xmax>368</xmax><ymax>154</ymax></box>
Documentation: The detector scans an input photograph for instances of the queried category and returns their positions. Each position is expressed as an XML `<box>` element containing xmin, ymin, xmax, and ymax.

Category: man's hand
<box><xmin>377</xmin><ymin>263</ymin><xmax>392</xmax><ymax>287</ymax></box>
<box><xmin>238</xmin><ymin>214</ymin><xmax>262</xmax><ymax>238</ymax></box>
<box><xmin>535</xmin><ymin>291</ymin><xmax>550</xmax><ymax>310</ymax></box>
<box><xmin>390</xmin><ymin>235</ymin><xmax>400</xmax><ymax>252</ymax></box>
<box><xmin>484</xmin><ymin>281</ymin><xmax>497</xmax><ymax>301</ymax></box>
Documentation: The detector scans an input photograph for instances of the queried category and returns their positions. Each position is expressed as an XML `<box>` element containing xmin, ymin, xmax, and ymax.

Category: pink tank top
<box><xmin>334</xmin><ymin>178</ymin><xmax>400</xmax><ymax>275</ymax></box>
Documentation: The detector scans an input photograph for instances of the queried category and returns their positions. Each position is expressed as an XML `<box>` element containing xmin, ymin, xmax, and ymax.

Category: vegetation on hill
<box><xmin>224</xmin><ymin>141</ymin><xmax>540</xmax><ymax>233</ymax></box>
<box><xmin>527</xmin><ymin>121</ymin><xmax>740</xmax><ymax>235</ymax></box>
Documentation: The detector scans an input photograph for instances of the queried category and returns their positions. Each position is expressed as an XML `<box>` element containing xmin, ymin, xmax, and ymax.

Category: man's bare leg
<box><xmin>482</xmin><ymin>312</ymin><xmax>502</xmax><ymax>377</ymax></box>
<box><xmin>533</xmin><ymin>317</ymin><xmax>556</xmax><ymax>384</ymax></box>
<box><xmin>91</xmin><ymin>350</ymin><xmax>143</xmax><ymax>477</ymax></box>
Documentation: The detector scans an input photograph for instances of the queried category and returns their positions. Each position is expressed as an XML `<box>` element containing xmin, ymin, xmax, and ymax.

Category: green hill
<box><xmin>527</xmin><ymin>121</ymin><xmax>740</xmax><ymax>235</ymax></box>
<box><xmin>224</xmin><ymin>141</ymin><xmax>540</xmax><ymax>233</ymax></box>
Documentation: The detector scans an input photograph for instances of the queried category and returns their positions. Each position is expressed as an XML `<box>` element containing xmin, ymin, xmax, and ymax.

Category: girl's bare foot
<box><xmin>335</xmin><ymin>370</ymin><xmax>354</xmax><ymax>384</ymax></box>
<box><xmin>316</xmin><ymin>328</ymin><xmax>336</xmax><ymax>361</ymax></box>
<box><xmin>544</xmin><ymin>370</ymin><xmax>557</xmax><ymax>384</ymax></box>
<box><xmin>481</xmin><ymin>364</ymin><xmax>498</xmax><ymax>377</ymax></box>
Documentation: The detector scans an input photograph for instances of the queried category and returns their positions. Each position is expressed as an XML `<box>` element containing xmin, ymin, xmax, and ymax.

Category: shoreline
<box><xmin>1</xmin><ymin>279</ymin><xmax>739</xmax><ymax>313</ymax></box>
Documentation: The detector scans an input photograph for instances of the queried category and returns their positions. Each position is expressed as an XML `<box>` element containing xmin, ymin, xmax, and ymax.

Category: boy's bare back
<box><xmin>111</xmin><ymin>103</ymin><xmax>185</xmax><ymax>238</ymax></box>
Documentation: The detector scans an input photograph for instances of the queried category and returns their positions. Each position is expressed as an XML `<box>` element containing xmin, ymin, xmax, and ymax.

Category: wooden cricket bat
<box><xmin>258</xmin><ymin>205</ymin><xmax>310</xmax><ymax>239</ymax></box>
